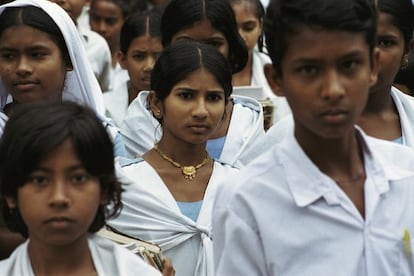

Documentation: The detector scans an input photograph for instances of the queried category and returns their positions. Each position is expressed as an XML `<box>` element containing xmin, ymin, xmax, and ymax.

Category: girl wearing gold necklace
<box><xmin>107</xmin><ymin>41</ymin><xmax>238</xmax><ymax>276</ymax></box>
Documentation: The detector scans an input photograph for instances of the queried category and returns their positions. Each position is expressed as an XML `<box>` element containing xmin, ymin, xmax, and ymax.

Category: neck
<box><xmin>232</xmin><ymin>51</ymin><xmax>253</xmax><ymax>87</ymax></box>
<box><xmin>156</xmin><ymin>139</ymin><xmax>209</xmax><ymax>165</ymax></box>
<box><xmin>28</xmin><ymin>234</ymin><xmax>96</xmax><ymax>276</ymax></box>
<box><xmin>127</xmin><ymin>81</ymin><xmax>140</xmax><ymax>105</ymax></box>
<box><xmin>362</xmin><ymin>86</ymin><xmax>394</xmax><ymax>114</ymax></box>
<box><xmin>295</xmin><ymin>127</ymin><xmax>364</xmax><ymax>180</ymax></box>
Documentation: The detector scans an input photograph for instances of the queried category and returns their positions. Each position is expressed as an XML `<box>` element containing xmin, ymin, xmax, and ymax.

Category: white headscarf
<box><xmin>0</xmin><ymin>0</ymin><xmax>105</xmax><ymax>134</ymax></box>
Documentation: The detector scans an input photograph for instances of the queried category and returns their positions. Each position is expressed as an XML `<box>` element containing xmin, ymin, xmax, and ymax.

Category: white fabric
<box><xmin>0</xmin><ymin>0</ymin><xmax>106</xmax><ymax>135</ymax></box>
<box><xmin>78</xmin><ymin>26</ymin><xmax>113</xmax><ymax>93</ymax></box>
<box><xmin>107</xmin><ymin>158</ymin><xmax>238</xmax><ymax>276</ymax></box>
<box><xmin>213</xmin><ymin>127</ymin><xmax>414</xmax><ymax>275</ymax></box>
<box><xmin>0</xmin><ymin>234</ymin><xmax>161</xmax><ymax>275</ymax></box>
<box><xmin>120</xmin><ymin>91</ymin><xmax>266</xmax><ymax>167</ymax></box>
<box><xmin>113</xmin><ymin>63</ymin><xmax>129</xmax><ymax>91</ymax></box>
<box><xmin>391</xmin><ymin>86</ymin><xmax>414</xmax><ymax>147</ymax></box>
<box><xmin>251</xmin><ymin>50</ymin><xmax>291</xmax><ymax>123</ymax></box>
<box><xmin>104</xmin><ymin>80</ymin><xmax>129</xmax><ymax>127</ymax></box>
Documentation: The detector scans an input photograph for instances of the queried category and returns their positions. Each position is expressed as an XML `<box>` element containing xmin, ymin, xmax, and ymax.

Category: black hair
<box><xmin>119</xmin><ymin>9</ymin><xmax>162</xmax><ymax>54</ymax></box>
<box><xmin>151</xmin><ymin>41</ymin><xmax>233</xmax><ymax>110</ymax></box>
<box><xmin>0</xmin><ymin>6</ymin><xmax>71</xmax><ymax>66</ymax></box>
<box><xmin>161</xmin><ymin>0</ymin><xmax>248</xmax><ymax>74</ymax></box>
<box><xmin>264</xmin><ymin>0</ymin><xmax>377</xmax><ymax>75</ymax></box>
<box><xmin>228</xmin><ymin>0</ymin><xmax>266</xmax><ymax>52</ymax></box>
<box><xmin>377</xmin><ymin>0</ymin><xmax>414</xmax><ymax>49</ymax></box>
<box><xmin>90</xmin><ymin>0</ymin><xmax>145</xmax><ymax>18</ymax></box>
<box><xmin>0</xmin><ymin>102</ymin><xmax>123</xmax><ymax>238</ymax></box>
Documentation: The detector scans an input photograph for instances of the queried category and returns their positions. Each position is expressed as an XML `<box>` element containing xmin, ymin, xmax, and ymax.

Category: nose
<box><xmin>16</xmin><ymin>56</ymin><xmax>33</xmax><ymax>77</ymax></box>
<box><xmin>320</xmin><ymin>69</ymin><xmax>345</xmax><ymax>101</ymax></box>
<box><xmin>144</xmin><ymin>56</ymin><xmax>155</xmax><ymax>72</ymax></box>
<box><xmin>96</xmin><ymin>21</ymin><xmax>107</xmax><ymax>35</ymax></box>
<box><xmin>48</xmin><ymin>180</ymin><xmax>70</xmax><ymax>208</ymax></box>
<box><xmin>192</xmin><ymin>98</ymin><xmax>209</xmax><ymax>119</ymax></box>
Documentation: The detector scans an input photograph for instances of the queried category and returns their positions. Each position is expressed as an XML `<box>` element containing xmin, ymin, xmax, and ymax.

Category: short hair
<box><xmin>0</xmin><ymin>6</ymin><xmax>71</xmax><ymax>67</ymax></box>
<box><xmin>119</xmin><ymin>9</ymin><xmax>162</xmax><ymax>54</ymax></box>
<box><xmin>228</xmin><ymin>0</ymin><xmax>266</xmax><ymax>52</ymax></box>
<box><xmin>0</xmin><ymin>102</ymin><xmax>123</xmax><ymax>238</ymax></box>
<box><xmin>151</xmin><ymin>41</ymin><xmax>233</xmax><ymax>109</ymax></box>
<box><xmin>161</xmin><ymin>0</ymin><xmax>248</xmax><ymax>74</ymax></box>
<box><xmin>377</xmin><ymin>0</ymin><xmax>414</xmax><ymax>49</ymax></box>
<box><xmin>90</xmin><ymin>0</ymin><xmax>145</xmax><ymax>18</ymax></box>
<box><xmin>264</xmin><ymin>0</ymin><xmax>377</xmax><ymax>75</ymax></box>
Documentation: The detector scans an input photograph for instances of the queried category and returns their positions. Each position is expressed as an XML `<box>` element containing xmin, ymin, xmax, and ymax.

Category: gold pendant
<box><xmin>182</xmin><ymin>166</ymin><xmax>196</xmax><ymax>180</ymax></box>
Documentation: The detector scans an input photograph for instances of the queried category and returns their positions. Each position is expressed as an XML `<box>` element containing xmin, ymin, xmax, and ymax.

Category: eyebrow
<box><xmin>32</xmin><ymin>164</ymin><xmax>85</xmax><ymax>173</ymax></box>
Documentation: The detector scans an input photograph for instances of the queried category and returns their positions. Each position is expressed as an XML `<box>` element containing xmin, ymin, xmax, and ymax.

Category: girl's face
<box><xmin>119</xmin><ymin>34</ymin><xmax>162</xmax><ymax>92</ymax></box>
<box><xmin>151</xmin><ymin>68</ymin><xmax>226</xmax><ymax>146</ymax></box>
<box><xmin>0</xmin><ymin>25</ymin><xmax>70</xmax><ymax>104</ymax></box>
<box><xmin>232</xmin><ymin>2</ymin><xmax>262</xmax><ymax>53</ymax></box>
<box><xmin>370</xmin><ymin>12</ymin><xmax>408</xmax><ymax>94</ymax></box>
<box><xmin>6</xmin><ymin>139</ymin><xmax>103</xmax><ymax>247</ymax></box>
<box><xmin>171</xmin><ymin>19</ymin><xmax>229</xmax><ymax>58</ymax></box>
<box><xmin>89</xmin><ymin>0</ymin><xmax>124</xmax><ymax>49</ymax></box>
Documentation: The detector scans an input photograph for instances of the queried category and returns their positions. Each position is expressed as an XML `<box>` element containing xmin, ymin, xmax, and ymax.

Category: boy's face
<box><xmin>89</xmin><ymin>0</ymin><xmax>124</xmax><ymax>49</ymax></box>
<box><xmin>265</xmin><ymin>26</ymin><xmax>378</xmax><ymax>140</ymax></box>
<box><xmin>6</xmin><ymin>139</ymin><xmax>103</xmax><ymax>247</ymax></box>
<box><xmin>48</xmin><ymin>0</ymin><xmax>86</xmax><ymax>23</ymax></box>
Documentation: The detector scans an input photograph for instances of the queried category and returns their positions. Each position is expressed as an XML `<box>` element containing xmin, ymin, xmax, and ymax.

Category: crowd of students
<box><xmin>0</xmin><ymin>0</ymin><xmax>414</xmax><ymax>275</ymax></box>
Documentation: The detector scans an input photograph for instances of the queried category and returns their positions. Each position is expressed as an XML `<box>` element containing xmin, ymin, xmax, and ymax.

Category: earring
<box><xmin>154</xmin><ymin>110</ymin><xmax>161</xmax><ymax>118</ymax></box>
<box><xmin>401</xmin><ymin>56</ymin><xmax>409</xmax><ymax>70</ymax></box>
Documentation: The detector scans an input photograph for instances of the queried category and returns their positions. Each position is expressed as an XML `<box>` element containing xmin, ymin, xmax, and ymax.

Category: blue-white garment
<box><xmin>213</xmin><ymin>127</ymin><xmax>414</xmax><ymax>275</ymax></box>
<box><xmin>104</xmin><ymin>80</ymin><xmax>129</xmax><ymax>127</ymax></box>
<box><xmin>120</xmin><ymin>91</ymin><xmax>266</xmax><ymax>168</ymax></box>
<box><xmin>108</xmin><ymin>157</ymin><xmax>238</xmax><ymax>276</ymax></box>
<box><xmin>0</xmin><ymin>234</ymin><xmax>161</xmax><ymax>276</ymax></box>
<box><xmin>177</xmin><ymin>200</ymin><xmax>203</xmax><ymax>222</ymax></box>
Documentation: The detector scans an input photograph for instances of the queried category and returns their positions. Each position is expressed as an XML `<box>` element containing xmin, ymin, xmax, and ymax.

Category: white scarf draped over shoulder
<box><xmin>108</xmin><ymin>158</ymin><xmax>237</xmax><ymax>276</ymax></box>
<box><xmin>0</xmin><ymin>0</ymin><xmax>105</xmax><ymax>135</ymax></box>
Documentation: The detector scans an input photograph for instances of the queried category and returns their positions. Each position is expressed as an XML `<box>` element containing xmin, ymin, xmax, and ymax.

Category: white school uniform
<box><xmin>107</xmin><ymin>157</ymin><xmax>238</xmax><ymax>276</ymax></box>
<box><xmin>213</xmin><ymin>127</ymin><xmax>414</xmax><ymax>276</ymax></box>
<box><xmin>78</xmin><ymin>26</ymin><xmax>113</xmax><ymax>93</ymax></box>
<box><xmin>120</xmin><ymin>91</ymin><xmax>266</xmax><ymax>168</ymax></box>
<box><xmin>0</xmin><ymin>234</ymin><xmax>161</xmax><ymax>276</ymax></box>
<box><xmin>103</xmin><ymin>80</ymin><xmax>129</xmax><ymax>127</ymax></box>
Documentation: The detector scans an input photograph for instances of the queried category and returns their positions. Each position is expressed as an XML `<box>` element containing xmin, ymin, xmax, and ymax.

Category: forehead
<box><xmin>0</xmin><ymin>25</ymin><xmax>58</xmax><ymax>48</ymax></box>
<box><xmin>128</xmin><ymin>35</ymin><xmax>162</xmax><ymax>51</ymax></box>
<box><xmin>90</xmin><ymin>0</ymin><xmax>123</xmax><ymax>16</ymax></box>
<box><xmin>232</xmin><ymin>2</ymin><xmax>258</xmax><ymax>19</ymax></box>
<box><xmin>282</xmin><ymin>26</ymin><xmax>370</xmax><ymax>63</ymax></box>
<box><xmin>173</xmin><ymin>19</ymin><xmax>226</xmax><ymax>41</ymax></box>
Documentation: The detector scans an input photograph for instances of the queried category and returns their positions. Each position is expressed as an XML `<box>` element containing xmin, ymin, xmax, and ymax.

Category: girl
<box><xmin>358</xmin><ymin>0</ymin><xmax>414</xmax><ymax>146</ymax></box>
<box><xmin>108</xmin><ymin>41</ymin><xmax>238</xmax><ymax>276</ymax></box>
<box><xmin>104</xmin><ymin>10</ymin><xmax>163</xmax><ymax>126</ymax></box>
<box><xmin>121</xmin><ymin>0</ymin><xmax>266</xmax><ymax>168</ymax></box>
<box><xmin>0</xmin><ymin>0</ymin><xmax>126</xmax><ymax>258</ymax></box>
<box><xmin>228</xmin><ymin>0</ymin><xmax>291</xmax><ymax>125</ymax></box>
<box><xmin>0</xmin><ymin>101</ymin><xmax>162</xmax><ymax>275</ymax></box>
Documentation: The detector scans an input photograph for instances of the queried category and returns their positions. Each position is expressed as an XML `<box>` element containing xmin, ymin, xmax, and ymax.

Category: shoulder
<box><xmin>232</xmin><ymin>95</ymin><xmax>262</xmax><ymax>113</ymax></box>
<box><xmin>118</xmin><ymin>156</ymin><xmax>145</xmax><ymax>168</ymax></box>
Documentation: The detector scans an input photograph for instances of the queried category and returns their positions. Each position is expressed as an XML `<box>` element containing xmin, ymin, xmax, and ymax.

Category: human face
<box><xmin>152</xmin><ymin>69</ymin><xmax>226</xmax><ymax>145</ymax></box>
<box><xmin>89</xmin><ymin>0</ymin><xmax>124</xmax><ymax>49</ymax></box>
<box><xmin>119</xmin><ymin>35</ymin><xmax>162</xmax><ymax>92</ymax></box>
<box><xmin>370</xmin><ymin>12</ymin><xmax>407</xmax><ymax>95</ymax></box>
<box><xmin>171</xmin><ymin>19</ymin><xmax>229</xmax><ymax>59</ymax></box>
<box><xmin>265</xmin><ymin>27</ymin><xmax>378</xmax><ymax>141</ymax></box>
<box><xmin>0</xmin><ymin>25</ymin><xmax>70</xmax><ymax>104</ymax></box>
<box><xmin>48</xmin><ymin>0</ymin><xmax>86</xmax><ymax>23</ymax></box>
<box><xmin>232</xmin><ymin>2</ymin><xmax>262</xmax><ymax>53</ymax></box>
<box><xmin>6</xmin><ymin>139</ymin><xmax>103</xmax><ymax>248</ymax></box>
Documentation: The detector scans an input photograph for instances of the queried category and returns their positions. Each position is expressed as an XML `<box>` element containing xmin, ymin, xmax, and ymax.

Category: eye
<box><xmin>31</xmin><ymin>52</ymin><xmax>47</xmax><ymax>59</ymax></box>
<box><xmin>71</xmin><ymin>173</ymin><xmax>90</xmax><ymax>184</ymax></box>
<box><xmin>0</xmin><ymin>52</ymin><xmax>16</xmax><ymax>60</ymax></box>
<box><xmin>296</xmin><ymin>65</ymin><xmax>317</xmax><ymax>76</ymax></box>
<box><xmin>27</xmin><ymin>174</ymin><xmax>49</xmax><ymax>186</ymax></box>
<box><xmin>207</xmin><ymin>92</ymin><xmax>224</xmax><ymax>102</ymax></box>
<box><xmin>206</xmin><ymin>40</ymin><xmax>223</xmax><ymax>49</ymax></box>
<box><xmin>377</xmin><ymin>38</ymin><xmax>396</xmax><ymax>48</ymax></box>
<box><xmin>178</xmin><ymin>91</ymin><xmax>193</xmax><ymax>100</ymax></box>
<box><xmin>241</xmin><ymin>22</ymin><xmax>257</xmax><ymax>32</ymax></box>
<box><xmin>341</xmin><ymin>60</ymin><xmax>360</xmax><ymax>72</ymax></box>
<box><xmin>133</xmin><ymin>53</ymin><xmax>146</xmax><ymax>61</ymax></box>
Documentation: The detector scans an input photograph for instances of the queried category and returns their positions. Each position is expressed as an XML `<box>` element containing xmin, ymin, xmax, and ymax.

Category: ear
<box><xmin>117</xmin><ymin>51</ymin><xmax>127</xmax><ymax>70</ymax></box>
<box><xmin>65</xmin><ymin>61</ymin><xmax>74</xmax><ymax>72</ymax></box>
<box><xmin>5</xmin><ymin>197</ymin><xmax>17</xmax><ymax>209</ymax></box>
<box><xmin>264</xmin><ymin>63</ymin><xmax>284</xmax><ymax>97</ymax></box>
<box><xmin>148</xmin><ymin>90</ymin><xmax>163</xmax><ymax>119</ymax></box>
<box><xmin>369</xmin><ymin>48</ymin><xmax>380</xmax><ymax>87</ymax></box>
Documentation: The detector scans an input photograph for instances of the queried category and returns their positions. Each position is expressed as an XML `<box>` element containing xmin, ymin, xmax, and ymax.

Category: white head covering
<box><xmin>0</xmin><ymin>0</ymin><xmax>105</xmax><ymax>134</ymax></box>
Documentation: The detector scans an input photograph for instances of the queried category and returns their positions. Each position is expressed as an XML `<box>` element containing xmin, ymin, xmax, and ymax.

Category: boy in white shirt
<box><xmin>213</xmin><ymin>0</ymin><xmax>414</xmax><ymax>275</ymax></box>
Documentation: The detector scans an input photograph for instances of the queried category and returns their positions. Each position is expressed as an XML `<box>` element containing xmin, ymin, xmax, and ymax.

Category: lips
<box><xmin>12</xmin><ymin>80</ymin><xmax>39</xmax><ymax>91</ymax></box>
<box><xmin>320</xmin><ymin>109</ymin><xmax>349</xmax><ymax>124</ymax></box>
<box><xmin>188</xmin><ymin>124</ymin><xmax>210</xmax><ymax>133</ymax></box>
<box><xmin>45</xmin><ymin>217</ymin><xmax>74</xmax><ymax>228</ymax></box>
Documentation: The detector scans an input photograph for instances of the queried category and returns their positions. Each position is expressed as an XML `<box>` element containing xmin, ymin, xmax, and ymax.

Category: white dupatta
<box><xmin>0</xmin><ymin>0</ymin><xmax>105</xmax><ymax>135</ymax></box>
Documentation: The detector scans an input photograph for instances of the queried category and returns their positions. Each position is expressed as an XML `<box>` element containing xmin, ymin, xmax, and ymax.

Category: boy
<box><xmin>213</xmin><ymin>0</ymin><xmax>414</xmax><ymax>275</ymax></box>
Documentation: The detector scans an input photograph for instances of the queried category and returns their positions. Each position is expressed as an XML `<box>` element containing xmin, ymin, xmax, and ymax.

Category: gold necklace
<box><xmin>153</xmin><ymin>144</ymin><xmax>210</xmax><ymax>180</ymax></box>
